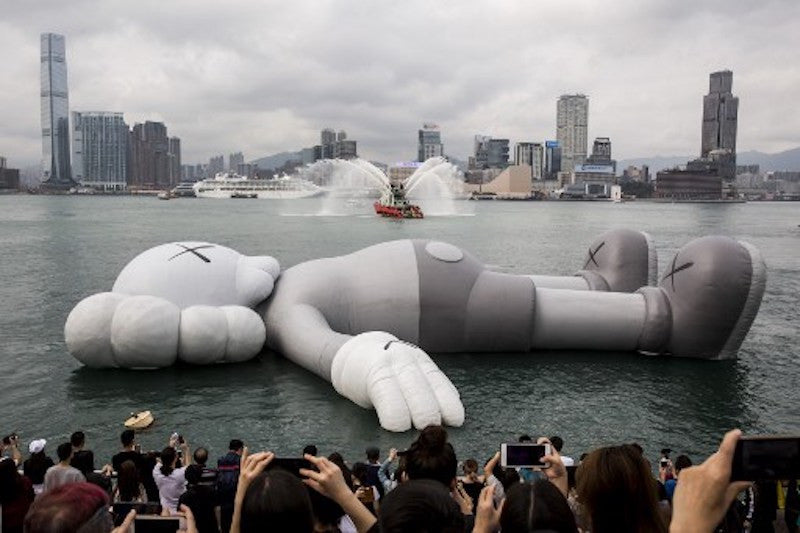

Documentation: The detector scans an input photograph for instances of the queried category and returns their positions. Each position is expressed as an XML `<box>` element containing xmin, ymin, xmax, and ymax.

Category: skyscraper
<box><xmin>514</xmin><ymin>142</ymin><xmax>544</xmax><ymax>179</ymax></box>
<box><xmin>544</xmin><ymin>141</ymin><xmax>562</xmax><ymax>180</ymax></box>
<box><xmin>71</xmin><ymin>111</ymin><xmax>129</xmax><ymax>191</ymax></box>
<box><xmin>40</xmin><ymin>33</ymin><xmax>73</xmax><ymax>185</ymax></box>
<box><xmin>556</xmin><ymin>94</ymin><xmax>589</xmax><ymax>173</ymax></box>
<box><xmin>701</xmin><ymin>70</ymin><xmax>738</xmax><ymax>180</ymax></box>
<box><xmin>168</xmin><ymin>137</ymin><xmax>181</xmax><ymax>186</ymax></box>
<box><xmin>229</xmin><ymin>152</ymin><xmax>244</xmax><ymax>172</ymax></box>
<box><xmin>418</xmin><ymin>124</ymin><xmax>444</xmax><ymax>162</ymax></box>
<box><xmin>129</xmin><ymin>121</ymin><xmax>169</xmax><ymax>188</ymax></box>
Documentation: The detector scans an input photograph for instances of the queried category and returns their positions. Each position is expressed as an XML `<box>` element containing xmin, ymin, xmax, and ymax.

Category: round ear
<box><xmin>65</xmin><ymin>292</ymin><xmax>128</xmax><ymax>368</ymax></box>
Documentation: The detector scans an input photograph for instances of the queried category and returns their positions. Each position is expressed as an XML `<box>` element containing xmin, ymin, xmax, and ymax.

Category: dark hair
<box><xmin>366</xmin><ymin>446</ymin><xmax>380</xmax><ymax>461</ymax></box>
<box><xmin>549</xmin><ymin>436</ymin><xmax>565</xmax><ymax>452</ymax></box>
<box><xmin>70</xmin><ymin>431</ymin><xmax>86</xmax><ymax>448</ymax></box>
<box><xmin>328</xmin><ymin>453</ymin><xmax>354</xmax><ymax>491</ymax></box>
<box><xmin>674</xmin><ymin>454</ymin><xmax>692</xmax><ymax>473</ymax></box>
<box><xmin>240</xmin><ymin>470</ymin><xmax>314</xmax><ymax>533</ymax></box>
<box><xmin>24</xmin><ymin>482</ymin><xmax>111</xmax><ymax>533</ymax></box>
<box><xmin>193</xmin><ymin>447</ymin><xmax>209</xmax><ymax>466</ymax></box>
<box><xmin>303</xmin><ymin>444</ymin><xmax>318</xmax><ymax>457</ymax></box>
<box><xmin>0</xmin><ymin>458</ymin><xmax>24</xmax><ymax>503</ymax></box>
<box><xmin>308</xmin><ymin>486</ymin><xmax>345</xmax><ymax>530</ymax></box>
<box><xmin>121</xmin><ymin>429</ymin><xmax>135</xmax><ymax>447</ymax></box>
<box><xmin>577</xmin><ymin>445</ymin><xmax>667</xmax><ymax>533</ymax></box>
<box><xmin>117</xmin><ymin>460</ymin><xmax>141</xmax><ymax>502</ymax></box>
<box><xmin>72</xmin><ymin>450</ymin><xmax>95</xmax><ymax>475</ymax></box>
<box><xmin>379</xmin><ymin>479</ymin><xmax>464</xmax><ymax>533</ymax></box>
<box><xmin>185</xmin><ymin>464</ymin><xmax>203</xmax><ymax>485</ymax></box>
<box><xmin>462</xmin><ymin>458</ymin><xmax>479</xmax><ymax>476</ymax></box>
<box><xmin>229</xmin><ymin>439</ymin><xmax>244</xmax><ymax>452</ymax></box>
<box><xmin>519</xmin><ymin>434</ymin><xmax>533</xmax><ymax>443</ymax></box>
<box><xmin>404</xmin><ymin>425</ymin><xmax>457</xmax><ymax>487</ymax></box>
<box><xmin>57</xmin><ymin>442</ymin><xmax>73</xmax><ymax>462</ymax></box>
<box><xmin>501</xmin><ymin>480</ymin><xmax>579</xmax><ymax>533</ymax></box>
<box><xmin>500</xmin><ymin>467</ymin><xmax>521</xmax><ymax>491</ymax></box>
<box><xmin>160</xmin><ymin>447</ymin><xmax>177</xmax><ymax>477</ymax></box>
<box><xmin>352</xmin><ymin>462</ymin><xmax>370</xmax><ymax>486</ymax></box>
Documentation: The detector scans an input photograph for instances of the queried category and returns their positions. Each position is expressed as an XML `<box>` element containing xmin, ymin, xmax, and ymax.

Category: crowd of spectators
<box><xmin>1</xmin><ymin>427</ymin><xmax>798</xmax><ymax>533</ymax></box>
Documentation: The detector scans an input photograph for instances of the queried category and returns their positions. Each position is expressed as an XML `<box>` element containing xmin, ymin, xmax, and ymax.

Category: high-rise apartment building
<box><xmin>208</xmin><ymin>155</ymin><xmax>224</xmax><ymax>177</ymax></box>
<box><xmin>40</xmin><ymin>33</ymin><xmax>73</xmax><ymax>186</ymax></box>
<box><xmin>701</xmin><ymin>70</ymin><xmax>738</xmax><ymax>180</ymax></box>
<box><xmin>71</xmin><ymin>111</ymin><xmax>129</xmax><ymax>191</ymax></box>
<box><xmin>130</xmin><ymin>121</ymin><xmax>170</xmax><ymax>188</ymax></box>
<box><xmin>418</xmin><ymin>124</ymin><xmax>444</xmax><ymax>162</ymax></box>
<box><xmin>544</xmin><ymin>141</ymin><xmax>562</xmax><ymax>180</ymax></box>
<box><xmin>168</xmin><ymin>137</ymin><xmax>181</xmax><ymax>186</ymax></box>
<box><xmin>229</xmin><ymin>152</ymin><xmax>244</xmax><ymax>172</ymax></box>
<box><xmin>514</xmin><ymin>142</ymin><xmax>544</xmax><ymax>179</ymax></box>
<box><xmin>556</xmin><ymin>94</ymin><xmax>589</xmax><ymax>173</ymax></box>
<box><xmin>471</xmin><ymin>136</ymin><xmax>509</xmax><ymax>169</ymax></box>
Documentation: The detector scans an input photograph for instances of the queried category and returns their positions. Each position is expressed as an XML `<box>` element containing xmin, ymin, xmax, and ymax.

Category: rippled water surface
<box><xmin>0</xmin><ymin>196</ymin><xmax>797</xmax><ymax>464</ymax></box>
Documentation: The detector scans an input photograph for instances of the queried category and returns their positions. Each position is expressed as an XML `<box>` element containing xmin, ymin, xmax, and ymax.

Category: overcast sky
<box><xmin>1</xmin><ymin>0</ymin><xmax>798</xmax><ymax>168</ymax></box>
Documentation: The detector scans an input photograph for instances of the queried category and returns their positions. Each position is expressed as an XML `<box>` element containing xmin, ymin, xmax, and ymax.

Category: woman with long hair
<box><xmin>153</xmin><ymin>444</ymin><xmax>191</xmax><ymax>513</ymax></box>
<box><xmin>114</xmin><ymin>459</ymin><xmax>145</xmax><ymax>503</ymax></box>
<box><xmin>0</xmin><ymin>458</ymin><xmax>35</xmax><ymax>533</ymax></box>
<box><xmin>576</xmin><ymin>444</ymin><xmax>668</xmax><ymax>533</ymax></box>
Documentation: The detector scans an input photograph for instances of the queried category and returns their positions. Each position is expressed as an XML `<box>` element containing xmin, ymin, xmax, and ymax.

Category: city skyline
<box><xmin>1</xmin><ymin>1</ymin><xmax>799</xmax><ymax>168</ymax></box>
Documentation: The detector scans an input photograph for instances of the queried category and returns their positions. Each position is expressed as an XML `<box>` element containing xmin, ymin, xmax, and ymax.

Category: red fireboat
<box><xmin>374</xmin><ymin>183</ymin><xmax>424</xmax><ymax>219</ymax></box>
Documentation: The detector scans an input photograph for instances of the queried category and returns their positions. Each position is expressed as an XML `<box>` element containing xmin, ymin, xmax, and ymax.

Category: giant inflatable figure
<box><xmin>65</xmin><ymin>230</ymin><xmax>766</xmax><ymax>431</ymax></box>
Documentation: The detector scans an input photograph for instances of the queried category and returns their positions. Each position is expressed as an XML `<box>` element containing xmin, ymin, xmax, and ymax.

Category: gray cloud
<box><xmin>1</xmin><ymin>0</ymin><xmax>798</xmax><ymax>168</ymax></box>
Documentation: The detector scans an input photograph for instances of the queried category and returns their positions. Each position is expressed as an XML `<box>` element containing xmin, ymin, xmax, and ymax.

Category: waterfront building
<box><xmin>655</xmin><ymin>168</ymin><xmax>722</xmax><ymax>199</ymax></box>
<box><xmin>40</xmin><ymin>33</ymin><xmax>73</xmax><ymax>187</ymax></box>
<box><xmin>515</xmin><ymin>142</ymin><xmax>544</xmax><ymax>180</ymax></box>
<box><xmin>465</xmin><ymin>165</ymin><xmax>532</xmax><ymax>198</ymax></box>
<box><xmin>129</xmin><ymin>121</ymin><xmax>170</xmax><ymax>188</ymax></box>
<box><xmin>71</xmin><ymin>111</ymin><xmax>129</xmax><ymax>191</ymax></box>
<box><xmin>544</xmin><ymin>141</ymin><xmax>562</xmax><ymax>180</ymax></box>
<box><xmin>471</xmin><ymin>136</ymin><xmax>509</xmax><ymax>169</ymax></box>
<box><xmin>208</xmin><ymin>155</ymin><xmax>224</xmax><ymax>177</ymax></box>
<box><xmin>702</xmin><ymin>70</ymin><xmax>738</xmax><ymax>180</ymax></box>
<box><xmin>388</xmin><ymin>161</ymin><xmax>422</xmax><ymax>182</ymax></box>
<box><xmin>578</xmin><ymin>137</ymin><xmax>617</xmax><ymax>180</ymax></box>
<box><xmin>168</xmin><ymin>137</ymin><xmax>181</xmax><ymax>187</ymax></box>
<box><xmin>622</xmin><ymin>165</ymin><xmax>650</xmax><ymax>182</ymax></box>
<box><xmin>556</xmin><ymin>94</ymin><xmax>588</xmax><ymax>173</ymax></box>
<box><xmin>0</xmin><ymin>157</ymin><xmax>21</xmax><ymax>191</ymax></box>
<box><xmin>181</xmin><ymin>164</ymin><xmax>197</xmax><ymax>181</ymax></box>
<box><xmin>229</xmin><ymin>152</ymin><xmax>244</xmax><ymax>172</ymax></box>
<box><xmin>321</xmin><ymin>128</ymin><xmax>337</xmax><ymax>159</ymax></box>
<box><xmin>334</xmin><ymin>140</ymin><xmax>358</xmax><ymax>159</ymax></box>
<box><xmin>418</xmin><ymin>124</ymin><xmax>444</xmax><ymax>162</ymax></box>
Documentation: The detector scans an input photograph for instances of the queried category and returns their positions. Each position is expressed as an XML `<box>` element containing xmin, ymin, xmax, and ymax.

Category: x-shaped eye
<box><xmin>584</xmin><ymin>241</ymin><xmax>605</xmax><ymax>268</ymax></box>
<box><xmin>168</xmin><ymin>244</ymin><xmax>215</xmax><ymax>263</ymax></box>
<box><xmin>663</xmin><ymin>254</ymin><xmax>694</xmax><ymax>292</ymax></box>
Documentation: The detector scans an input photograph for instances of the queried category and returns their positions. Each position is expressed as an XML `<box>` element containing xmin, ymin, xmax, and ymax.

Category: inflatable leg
<box><xmin>529</xmin><ymin>228</ymin><xmax>657</xmax><ymax>292</ymax></box>
<box><xmin>531</xmin><ymin>236</ymin><xmax>765</xmax><ymax>359</ymax></box>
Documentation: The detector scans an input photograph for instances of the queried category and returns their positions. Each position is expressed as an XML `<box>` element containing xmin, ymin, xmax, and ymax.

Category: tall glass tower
<box><xmin>41</xmin><ymin>33</ymin><xmax>72</xmax><ymax>184</ymax></box>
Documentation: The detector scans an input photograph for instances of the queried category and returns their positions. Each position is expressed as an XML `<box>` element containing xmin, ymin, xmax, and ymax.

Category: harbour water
<box><xmin>0</xmin><ymin>196</ymin><xmax>797</xmax><ymax>465</ymax></box>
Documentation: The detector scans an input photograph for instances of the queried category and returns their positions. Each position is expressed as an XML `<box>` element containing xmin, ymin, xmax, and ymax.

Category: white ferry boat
<box><xmin>193</xmin><ymin>172</ymin><xmax>324</xmax><ymax>199</ymax></box>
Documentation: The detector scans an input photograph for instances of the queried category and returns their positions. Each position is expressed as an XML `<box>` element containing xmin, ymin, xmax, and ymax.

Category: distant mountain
<box><xmin>250</xmin><ymin>151</ymin><xmax>301</xmax><ymax>170</ymax></box>
<box><xmin>619</xmin><ymin>147</ymin><xmax>800</xmax><ymax>174</ymax></box>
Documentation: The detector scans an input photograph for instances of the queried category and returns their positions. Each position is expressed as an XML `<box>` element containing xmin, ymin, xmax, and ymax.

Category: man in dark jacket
<box><xmin>216</xmin><ymin>439</ymin><xmax>244</xmax><ymax>533</ymax></box>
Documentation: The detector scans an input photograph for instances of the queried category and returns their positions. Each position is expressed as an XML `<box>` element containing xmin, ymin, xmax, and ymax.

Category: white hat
<box><xmin>29</xmin><ymin>439</ymin><xmax>47</xmax><ymax>454</ymax></box>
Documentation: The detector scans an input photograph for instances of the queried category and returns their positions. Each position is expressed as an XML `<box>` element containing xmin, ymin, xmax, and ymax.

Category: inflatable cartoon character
<box><xmin>65</xmin><ymin>230</ymin><xmax>766</xmax><ymax>432</ymax></box>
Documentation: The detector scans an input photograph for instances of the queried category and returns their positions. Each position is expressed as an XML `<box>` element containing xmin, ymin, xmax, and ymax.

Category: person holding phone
<box><xmin>153</xmin><ymin>442</ymin><xmax>192</xmax><ymax>514</ymax></box>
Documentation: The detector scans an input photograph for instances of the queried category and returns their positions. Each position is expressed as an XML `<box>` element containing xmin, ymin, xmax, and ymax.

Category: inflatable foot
<box><xmin>576</xmin><ymin>229</ymin><xmax>657</xmax><ymax>292</ymax></box>
<box><xmin>637</xmin><ymin>236</ymin><xmax>766</xmax><ymax>359</ymax></box>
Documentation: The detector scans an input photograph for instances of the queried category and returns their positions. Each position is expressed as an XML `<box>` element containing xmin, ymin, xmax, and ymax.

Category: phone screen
<box><xmin>134</xmin><ymin>516</ymin><xmax>180</xmax><ymax>533</ymax></box>
<box><xmin>731</xmin><ymin>436</ymin><xmax>800</xmax><ymax>481</ymax></box>
<box><xmin>502</xmin><ymin>444</ymin><xmax>550</xmax><ymax>468</ymax></box>
<box><xmin>266</xmin><ymin>458</ymin><xmax>316</xmax><ymax>478</ymax></box>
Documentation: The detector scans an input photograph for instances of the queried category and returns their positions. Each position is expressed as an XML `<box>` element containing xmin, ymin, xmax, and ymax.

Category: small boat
<box><xmin>157</xmin><ymin>191</ymin><xmax>172</xmax><ymax>200</ymax></box>
<box><xmin>124</xmin><ymin>410</ymin><xmax>154</xmax><ymax>429</ymax></box>
<box><xmin>374</xmin><ymin>183</ymin><xmax>423</xmax><ymax>219</ymax></box>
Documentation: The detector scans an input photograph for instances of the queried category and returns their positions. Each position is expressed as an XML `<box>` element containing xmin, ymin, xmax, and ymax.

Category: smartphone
<box><xmin>133</xmin><ymin>515</ymin><xmax>180</xmax><ymax>533</ymax></box>
<box><xmin>501</xmin><ymin>443</ymin><xmax>551</xmax><ymax>468</ymax></box>
<box><xmin>267</xmin><ymin>457</ymin><xmax>316</xmax><ymax>477</ymax></box>
<box><xmin>112</xmin><ymin>502</ymin><xmax>162</xmax><ymax>526</ymax></box>
<box><xmin>731</xmin><ymin>435</ymin><xmax>800</xmax><ymax>481</ymax></box>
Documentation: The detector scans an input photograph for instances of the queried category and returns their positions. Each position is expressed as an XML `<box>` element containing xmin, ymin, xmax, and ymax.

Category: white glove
<box><xmin>65</xmin><ymin>293</ymin><xmax>265</xmax><ymax>368</ymax></box>
<box><xmin>331</xmin><ymin>332</ymin><xmax>465</xmax><ymax>432</ymax></box>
